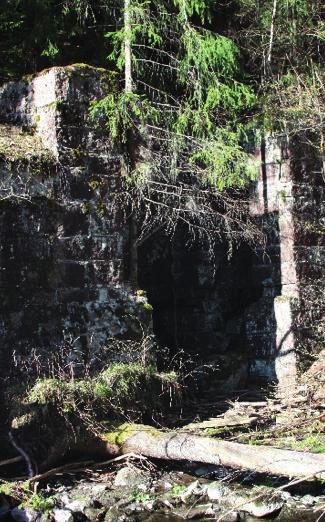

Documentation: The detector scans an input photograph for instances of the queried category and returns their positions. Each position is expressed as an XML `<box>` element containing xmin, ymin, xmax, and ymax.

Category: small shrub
<box><xmin>168</xmin><ymin>484</ymin><xmax>187</xmax><ymax>497</ymax></box>
<box><xmin>131</xmin><ymin>490</ymin><xmax>152</xmax><ymax>503</ymax></box>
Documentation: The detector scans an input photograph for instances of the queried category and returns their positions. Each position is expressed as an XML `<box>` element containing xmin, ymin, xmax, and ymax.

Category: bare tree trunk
<box><xmin>267</xmin><ymin>0</ymin><xmax>277</xmax><ymax>68</ymax></box>
<box><xmin>101</xmin><ymin>425</ymin><xmax>325</xmax><ymax>481</ymax></box>
<box><xmin>124</xmin><ymin>0</ymin><xmax>138</xmax><ymax>286</ymax></box>
<box><xmin>124</xmin><ymin>0</ymin><xmax>132</xmax><ymax>93</ymax></box>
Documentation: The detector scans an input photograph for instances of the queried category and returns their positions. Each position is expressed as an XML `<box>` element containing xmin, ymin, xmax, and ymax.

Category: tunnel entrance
<box><xmin>138</xmin><ymin>229</ymin><xmax>276</xmax><ymax>394</ymax></box>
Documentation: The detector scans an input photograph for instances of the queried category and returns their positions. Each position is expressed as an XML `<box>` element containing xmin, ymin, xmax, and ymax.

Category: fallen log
<box><xmin>101</xmin><ymin>424</ymin><xmax>325</xmax><ymax>481</ymax></box>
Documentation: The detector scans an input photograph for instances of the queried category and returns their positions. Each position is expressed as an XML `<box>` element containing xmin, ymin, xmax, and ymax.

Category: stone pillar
<box><xmin>274</xmin><ymin>166</ymin><xmax>298</xmax><ymax>395</ymax></box>
<box><xmin>248</xmin><ymin>136</ymin><xmax>298</xmax><ymax>391</ymax></box>
<box><xmin>274</xmin><ymin>295</ymin><xmax>297</xmax><ymax>394</ymax></box>
<box><xmin>0</xmin><ymin>65</ymin><xmax>152</xmax><ymax>374</ymax></box>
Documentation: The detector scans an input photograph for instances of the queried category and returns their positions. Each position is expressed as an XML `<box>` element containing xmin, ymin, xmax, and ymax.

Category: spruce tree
<box><xmin>91</xmin><ymin>0</ymin><xmax>260</xmax><ymax>273</ymax></box>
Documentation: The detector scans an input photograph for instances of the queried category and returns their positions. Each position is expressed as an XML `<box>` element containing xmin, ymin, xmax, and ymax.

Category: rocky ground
<box><xmin>1</xmin><ymin>458</ymin><xmax>325</xmax><ymax>522</ymax></box>
<box><xmin>1</xmin><ymin>353</ymin><xmax>324</xmax><ymax>522</ymax></box>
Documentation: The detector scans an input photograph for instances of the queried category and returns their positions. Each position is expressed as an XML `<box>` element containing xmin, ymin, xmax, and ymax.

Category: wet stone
<box><xmin>241</xmin><ymin>498</ymin><xmax>284</xmax><ymax>518</ymax></box>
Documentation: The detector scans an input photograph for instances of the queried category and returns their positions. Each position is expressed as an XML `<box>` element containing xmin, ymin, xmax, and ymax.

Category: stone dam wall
<box><xmin>0</xmin><ymin>65</ymin><xmax>323</xmax><ymax>394</ymax></box>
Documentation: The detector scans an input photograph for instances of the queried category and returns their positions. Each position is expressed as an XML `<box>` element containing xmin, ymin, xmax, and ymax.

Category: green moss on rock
<box><xmin>104</xmin><ymin>423</ymin><xmax>162</xmax><ymax>447</ymax></box>
<box><xmin>0</xmin><ymin>124</ymin><xmax>55</xmax><ymax>173</ymax></box>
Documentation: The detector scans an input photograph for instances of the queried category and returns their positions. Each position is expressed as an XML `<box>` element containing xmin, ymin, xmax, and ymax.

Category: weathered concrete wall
<box><xmin>0</xmin><ymin>65</ymin><xmax>150</xmax><ymax>379</ymax></box>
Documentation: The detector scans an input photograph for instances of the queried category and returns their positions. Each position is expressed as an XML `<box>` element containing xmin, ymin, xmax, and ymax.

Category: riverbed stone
<box><xmin>83</xmin><ymin>507</ymin><xmax>105</xmax><ymax>521</ymax></box>
<box><xmin>301</xmin><ymin>494</ymin><xmax>317</xmax><ymax>506</ymax></box>
<box><xmin>241</xmin><ymin>497</ymin><xmax>284</xmax><ymax>518</ymax></box>
<box><xmin>185</xmin><ymin>503</ymin><xmax>214</xmax><ymax>519</ymax></box>
<box><xmin>104</xmin><ymin>510</ymin><xmax>135</xmax><ymax>522</ymax></box>
<box><xmin>53</xmin><ymin>509</ymin><xmax>74</xmax><ymax>522</ymax></box>
<box><xmin>206</xmin><ymin>482</ymin><xmax>230</xmax><ymax>501</ymax></box>
<box><xmin>114</xmin><ymin>466</ymin><xmax>150</xmax><ymax>489</ymax></box>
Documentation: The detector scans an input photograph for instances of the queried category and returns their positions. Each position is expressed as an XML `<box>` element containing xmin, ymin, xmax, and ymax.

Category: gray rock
<box><xmin>186</xmin><ymin>503</ymin><xmax>214</xmax><ymax>519</ymax></box>
<box><xmin>53</xmin><ymin>509</ymin><xmax>74</xmax><ymax>522</ymax></box>
<box><xmin>104</xmin><ymin>508</ymin><xmax>135</xmax><ymax>522</ymax></box>
<box><xmin>114</xmin><ymin>467</ymin><xmax>149</xmax><ymax>489</ymax></box>
<box><xmin>217</xmin><ymin>513</ymin><xmax>239</xmax><ymax>522</ymax></box>
<box><xmin>83</xmin><ymin>507</ymin><xmax>105</xmax><ymax>521</ymax></box>
<box><xmin>64</xmin><ymin>499</ymin><xmax>89</xmax><ymax>514</ymax></box>
<box><xmin>301</xmin><ymin>495</ymin><xmax>316</xmax><ymax>507</ymax></box>
<box><xmin>91</xmin><ymin>484</ymin><xmax>110</xmax><ymax>496</ymax></box>
<box><xmin>151</xmin><ymin>480</ymin><xmax>173</xmax><ymax>493</ymax></box>
<box><xmin>206</xmin><ymin>483</ymin><xmax>230</xmax><ymax>501</ymax></box>
<box><xmin>180</xmin><ymin>480</ymin><xmax>202</xmax><ymax>502</ymax></box>
<box><xmin>124</xmin><ymin>502</ymin><xmax>145</xmax><ymax>515</ymax></box>
<box><xmin>241</xmin><ymin>498</ymin><xmax>284</xmax><ymax>518</ymax></box>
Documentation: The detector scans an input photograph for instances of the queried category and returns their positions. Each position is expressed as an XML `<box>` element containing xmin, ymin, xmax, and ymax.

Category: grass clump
<box><xmin>131</xmin><ymin>490</ymin><xmax>152</xmax><ymax>503</ymax></box>
<box><xmin>24</xmin><ymin>361</ymin><xmax>180</xmax><ymax>426</ymax></box>
<box><xmin>94</xmin><ymin>362</ymin><xmax>154</xmax><ymax>400</ymax></box>
<box><xmin>27</xmin><ymin>378</ymin><xmax>66</xmax><ymax>405</ymax></box>
<box><xmin>291</xmin><ymin>434</ymin><xmax>325</xmax><ymax>454</ymax></box>
<box><xmin>24</xmin><ymin>492</ymin><xmax>55</xmax><ymax>512</ymax></box>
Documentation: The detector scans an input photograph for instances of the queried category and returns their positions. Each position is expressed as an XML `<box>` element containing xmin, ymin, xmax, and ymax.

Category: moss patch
<box><xmin>24</xmin><ymin>362</ymin><xmax>179</xmax><ymax>424</ymax></box>
<box><xmin>104</xmin><ymin>423</ymin><xmax>162</xmax><ymax>447</ymax></box>
<box><xmin>0</xmin><ymin>124</ymin><xmax>55</xmax><ymax>173</ymax></box>
<box><xmin>290</xmin><ymin>434</ymin><xmax>325</xmax><ymax>454</ymax></box>
<box><xmin>35</xmin><ymin>64</ymin><xmax>117</xmax><ymax>92</ymax></box>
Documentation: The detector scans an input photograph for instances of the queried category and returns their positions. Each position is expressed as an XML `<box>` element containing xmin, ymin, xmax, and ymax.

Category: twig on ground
<box><xmin>27</xmin><ymin>453</ymin><xmax>150</xmax><ymax>483</ymax></box>
<box><xmin>0</xmin><ymin>457</ymin><xmax>23</xmax><ymax>468</ymax></box>
<box><xmin>28</xmin><ymin>461</ymin><xmax>95</xmax><ymax>483</ymax></box>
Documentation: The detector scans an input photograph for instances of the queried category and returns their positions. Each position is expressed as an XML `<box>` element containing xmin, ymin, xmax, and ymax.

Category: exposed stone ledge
<box><xmin>0</xmin><ymin>123</ymin><xmax>55</xmax><ymax>170</ymax></box>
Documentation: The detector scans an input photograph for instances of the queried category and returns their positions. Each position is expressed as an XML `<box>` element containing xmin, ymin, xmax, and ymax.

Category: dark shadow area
<box><xmin>138</xmin><ymin>215</ymin><xmax>281</xmax><ymax>395</ymax></box>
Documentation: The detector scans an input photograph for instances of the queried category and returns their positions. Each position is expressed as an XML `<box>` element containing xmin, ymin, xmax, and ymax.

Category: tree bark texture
<box><xmin>103</xmin><ymin>425</ymin><xmax>325</xmax><ymax>481</ymax></box>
